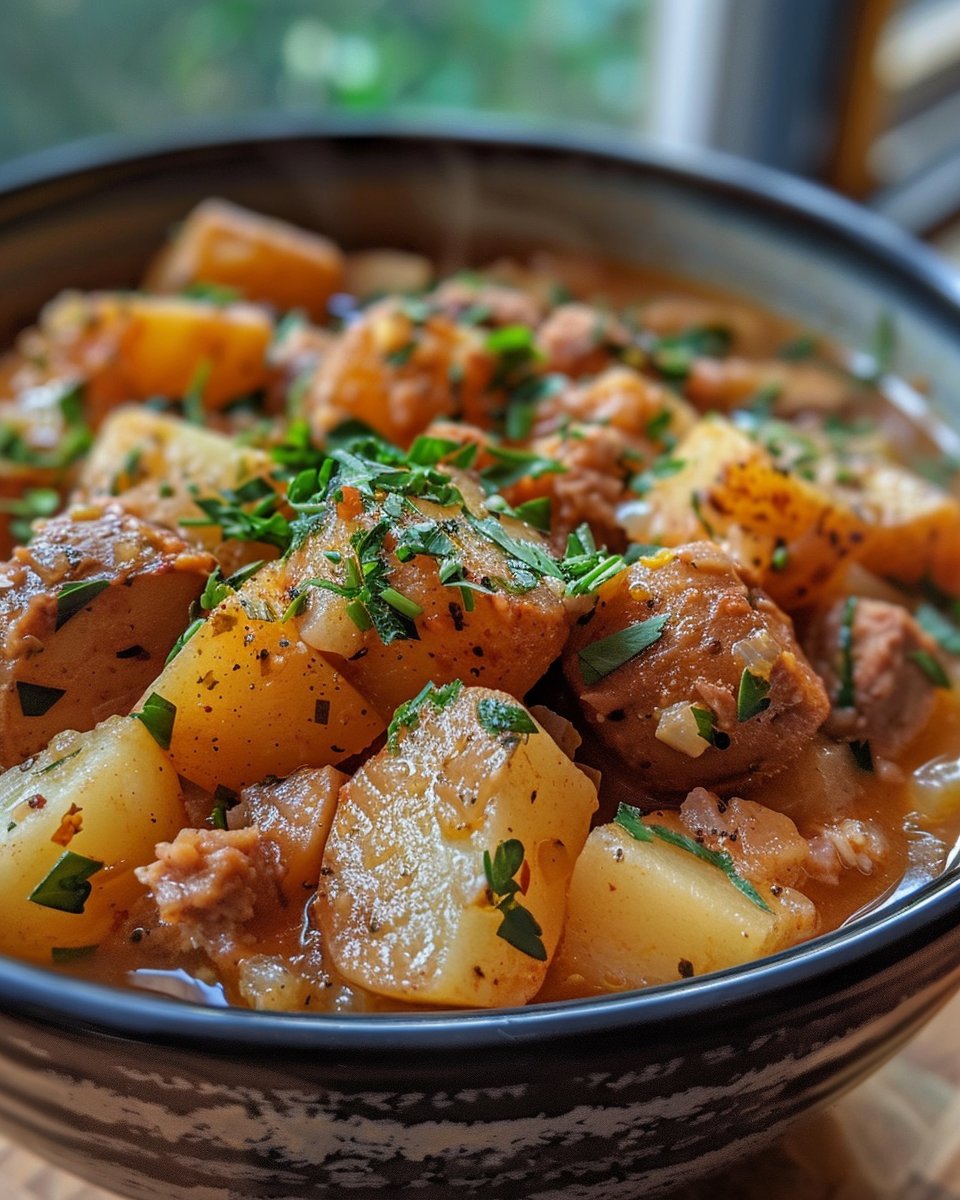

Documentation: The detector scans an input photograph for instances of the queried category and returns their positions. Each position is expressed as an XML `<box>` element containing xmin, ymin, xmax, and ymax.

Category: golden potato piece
<box><xmin>541</xmin><ymin>821</ymin><xmax>802</xmax><ymax>1000</ymax></box>
<box><xmin>147</xmin><ymin>562</ymin><xmax>382</xmax><ymax>792</ymax></box>
<box><xmin>850</xmin><ymin>463</ymin><xmax>960</xmax><ymax>596</ymax></box>
<box><xmin>0</xmin><ymin>715</ymin><xmax>185</xmax><ymax>963</ymax></box>
<box><xmin>315</xmin><ymin>685</ymin><xmax>598</xmax><ymax>1007</ymax></box>
<box><xmin>0</xmin><ymin>504</ymin><xmax>215</xmax><ymax>768</ymax></box>
<box><xmin>144</xmin><ymin>198</ymin><xmax>345</xmax><ymax>323</ymax></box>
<box><xmin>33</xmin><ymin>291</ymin><xmax>275</xmax><ymax>424</ymax></box>
<box><xmin>628</xmin><ymin>416</ymin><xmax>868</xmax><ymax>607</ymax></box>
<box><xmin>78</xmin><ymin>408</ymin><xmax>277</xmax><ymax>560</ymax></box>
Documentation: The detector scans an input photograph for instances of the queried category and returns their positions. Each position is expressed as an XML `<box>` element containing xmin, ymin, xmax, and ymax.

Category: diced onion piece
<box><xmin>731</xmin><ymin>629</ymin><xmax>781</xmax><ymax>678</ymax></box>
<box><xmin>911</xmin><ymin>754</ymin><xmax>960</xmax><ymax>820</ymax></box>
<box><xmin>654</xmin><ymin>702</ymin><xmax>709</xmax><ymax>758</ymax></box>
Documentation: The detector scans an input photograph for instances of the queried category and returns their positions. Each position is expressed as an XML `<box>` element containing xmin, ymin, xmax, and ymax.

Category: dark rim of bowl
<box><xmin>1</xmin><ymin>114</ymin><xmax>960</xmax><ymax>1053</ymax></box>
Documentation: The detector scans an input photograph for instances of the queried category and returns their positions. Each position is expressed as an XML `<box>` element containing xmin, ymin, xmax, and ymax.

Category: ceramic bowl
<box><xmin>1</xmin><ymin>120</ymin><xmax>960</xmax><ymax>1200</ymax></box>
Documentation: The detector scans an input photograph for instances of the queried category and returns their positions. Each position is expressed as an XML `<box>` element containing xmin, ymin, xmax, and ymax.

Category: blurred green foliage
<box><xmin>0</xmin><ymin>0</ymin><xmax>652</xmax><ymax>162</ymax></box>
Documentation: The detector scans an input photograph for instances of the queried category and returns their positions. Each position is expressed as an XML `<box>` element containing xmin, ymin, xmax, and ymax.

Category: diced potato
<box><xmin>237</xmin><ymin>766</ymin><xmax>346</xmax><ymax>903</ymax></box>
<box><xmin>144</xmin><ymin>198</ymin><xmax>345</xmax><ymax>323</ymax></box>
<box><xmin>848</xmin><ymin>463</ymin><xmax>960</xmax><ymax>596</ymax></box>
<box><xmin>305</xmin><ymin>298</ymin><xmax>496</xmax><ymax>446</ymax></box>
<box><xmin>0</xmin><ymin>716</ymin><xmax>185</xmax><ymax>963</ymax></box>
<box><xmin>316</xmin><ymin>686</ymin><xmax>598</xmax><ymax>1007</ymax></box>
<box><xmin>288</xmin><ymin>471</ymin><xmax>569</xmax><ymax>719</ymax></box>
<box><xmin>0</xmin><ymin>504</ymin><xmax>215</xmax><ymax>768</ymax></box>
<box><xmin>627</xmin><ymin>416</ymin><xmax>868</xmax><ymax>607</ymax></box>
<box><xmin>148</xmin><ymin>562</ymin><xmax>382</xmax><ymax>792</ymax></box>
<box><xmin>77</xmin><ymin>408</ymin><xmax>277</xmax><ymax>558</ymax></box>
<box><xmin>33</xmin><ymin>291</ymin><xmax>275</xmax><ymax>424</ymax></box>
<box><xmin>541</xmin><ymin>822</ymin><xmax>799</xmax><ymax>999</ymax></box>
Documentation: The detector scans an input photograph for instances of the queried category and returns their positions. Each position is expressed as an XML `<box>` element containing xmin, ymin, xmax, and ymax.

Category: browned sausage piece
<box><xmin>804</xmin><ymin>597</ymin><xmax>942</xmax><ymax>759</ymax></box>
<box><xmin>0</xmin><ymin>503</ymin><xmax>215</xmax><ymax>766</ymax></box>
<box><xmin>563</xmin><ymin>542</ymin><xmax>830</xmax><ymax>793</ymax></box>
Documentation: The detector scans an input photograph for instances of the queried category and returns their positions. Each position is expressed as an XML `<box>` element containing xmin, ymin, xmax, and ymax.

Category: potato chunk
<box><xmin>626</xmin><ymin>416</ymin><xmax>868</xmax><ymax>608</ymax></box>
<box><xmin>0</xmin><ymin>716</ymin><xmax>184</xmax><ymax>962</ymax></box>
<box><xmin>0</xmin><ymin>504</ymin><xmax>215</xmax><ymax>767</ymax></box>
<box><xmin>315</xmin><ymin>686</ymin><xmax>598</xmax><ymax>1007</ymax></box>
<box><xmin>144</xmin><ymin>198</ymin><xmax>345</xmax><ymax>323</ymax></box>
<box><xmin>541</xmin><ymin>821</ymin><xmax>802</xmax><ymax>999</ymax></box>
<box><xmin>23</xmin><ymin>291</ymin><xmax>274</xmax><ymax>424</ymax></box>
<box><xmin>287</xmin><ymin>468</ymin><xmax>569</xmax><ymax>719</ymax></box>
<box><xmin>77</xmin><ymin>408</ymin><xmax>276</xmax><ymax>559</ymax></box>
<box><xmin>146</xmin><ymin>562</ymin><xmax>382</xmax><ymax>792</ymax></box>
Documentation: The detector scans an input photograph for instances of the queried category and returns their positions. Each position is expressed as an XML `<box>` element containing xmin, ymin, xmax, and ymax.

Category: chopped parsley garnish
<box><xmin>55</xmin><ymin>579</ymin><xmax>109</xmax><ymax>630</ymax></box>
<box><xmin>132</xmin><ymin>692</ymin><xmax>177</xmax><ymax>750</ymax></box>
<box><xmin>909</xmin><ymin>649</ymin><xmax>951</xmax><ymax>688</ymax></box>
<box><xmin>836</xmin><ymin>597</ymin><xmax>858</xmax><ymax>708</ymax></box>
<box><xmin>578</xmin><ymin>613</ymin><xmax>669</xmax><ymax>686</ymax></box>
<box><xmin>164</xmin><ymin>618</ymin><xmax>203</xmax><ymax>665</ymax></box>
<box><xmin>480</xmin><ymin>445</ymin><xmax>565</xmax><ymax>492</ymax></box>
<box><xmin>650</xmin><ymin>326</ymin><xmax>731</xmax><ymax>379</ymax></box>
<box><xmin>0</xmin><ymin>486</ymin><xmax>61</xmax><ymax>542</ymax></box>
<box><xmin>16</xmin><ymin>681</ymin><xmax>65</xmax><ymax>718</ymax></box>
<box><xmin>736</xmin><ymin>669</ymin><xmax>771</xmax><ymax>722</ymax></box>
<box><xmin>476</xmin><ymin>698</ymin><xmax>538</xmax><ymax>740</ymax></box>
<box><xmin>185</xmin><ymin>487</ymin><xmax>290</xmax><ymax>550</ymax></box>
<box><xmin>210</xmin><ymin>785</ymin><xmax>239</xmax><ymax>831</ymax></box>
<box><xmin>483</xmin><ymin>839</ymin><xmax>547</xmax><ymax>961</ymax></box>
<box><xmin>513</xmin><ymin>496</ymin><xmax>551</xmax><ymax>532</ymax></box>
<box><xmin>384</xmin><ymin>341</ymin><xmax>417</xmax><ymax>367</ymax></box>
<box><xmin>182</xmin><ymin>281</ymin><xmax>241</xmax><ymax>305</ymax></box>
<box><xmin>407</xmin><ymin>434</ymin><xmax>478</xmax><ymax>470</ymax></box>
<box><xmin>614</xmin><ymin>803</ymin><xmax>771</xmax><ymax>912</ymax></box>
<box><xmin>386</xmin><ymin>679</ymin><xmax>463</xmax><ymax>753</ymax></box>
<box><xmin>37</xmin><ymin>748</ymin><xmax>82</xmax><ymax>775</ymax></box>
<box><xmin>29</xmin><ymin>851</ymin><xmax>103</xmax><ymax>914</ymax></box>
<box><xmin>916</xmin><ymin>603</ymin><xmax>960</xmax><ymax>656</ymax></box>
<box><xmin>629</xmin><ymin>454</ymin><xmax>686</xmax><ymax>496</ymax></box>
<box><xmin>771</xmin><ymin>540</ymin><xmax>789</xmax><ymax>572</ymax></box>
<box><xmin>466</xmin><ymin>514</ymin><xmax>563</xmax><ymax>582</ymax></box>
<box><xmin>692</xmin><ymin>706</ymin><xmax>730</xmax><ymax>749</ymax></box>
<box><xmin>503</xmin><ymin>373</ymin><xmax>566</xmax><ymax>440</ymax></box>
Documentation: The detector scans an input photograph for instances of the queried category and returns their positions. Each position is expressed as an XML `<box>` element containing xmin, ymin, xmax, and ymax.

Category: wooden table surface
<box><xmin>3</xmin><ymin>988</ymin><xmax>960</xmax><ymax>1200</ymax></box>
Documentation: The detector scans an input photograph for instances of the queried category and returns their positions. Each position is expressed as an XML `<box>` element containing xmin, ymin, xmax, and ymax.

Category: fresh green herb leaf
<box><xmin>476</xmin><ymin>698</ymin><xmax>538</xmax><ymax>739</ymax></box>
<box><xmin>55</xmin><ymin>579</ymin><xmax>109</xmax><ymax>630</ymax></box>
<box><xmin>480</xmin><ymin>446</ymin><xmax>565</xmax><ymax>492</ymax></box>
<box><xmin>132</xmin><ymin>692</ymin><xmax>176</xmax><ymax>750</ymax></box>
<box><xmin>182</xmin><ymin>281</ymin><xmax>241</xmax><ymax>305</ymax></box>
<box><xmin>37</xmin><ymin>748</ymin><xmax>82</xmax><ymax>775</ymax></box>
<box><xmin>629</xmin><ymin>455</ymin><xmax>686</xmax><ymax>496</ymax></box>
<box><xmin>29</xmin><ymin>851</ymin><xmax>103</xmax><ymax>914</ymax></box>
<box><xmin>736</xmin><ymin>669</ymin><xmax>771</xmax><ymax>722</ymax></box>
<box><xmin>210</xmin><ymin>784</ymin><xmax>239</xmax><ymax>831</ymax></box>
<box><xmin>0</xmin><ymin>487</ymin><xmax>61</xmax><ymax>542</ymax></box>
<box><xmin>386</xmin><ymin>679</ymin><xmax>464</xmax><ymax>753</ymax></box>
<box><xmin>692</xmin><ymin>706</ymin><xmax>730</xmax><ymax>749</ymax></box>
<box><xmin>466</xmin><ymin>515</ymin><xmax>563</xmax><ymax>581</ymax></box>
<box><xmin>909</xmin><ymin>649</ymin><xmax>951</xmax><ymax>688</ymax></box>
<box><xmin>385</xmin><ymin>341</ymin><xmax>416</xmax><ymax>367</ymax></box>
<box><xmin>165</xmin><ymin>617</ymin><xmax>203</xmax><ymax>665</ymax></box>
<box><xmin>690</xmin><ymin>492</ymin><xmax>716</xmax><ymax>537</ymax></box>
<box><xmin>183</xmin><ymin>360</ymin><xmax>211</xmax><ymax>424</ymax></box>
<box><xmin>916</xmin><ymin>603</ymin><xmax>960</xmax><ymax>656</ymax></box>
<box><xmin>578</xmin><ymin>613</ymin><xmax>669</xmax><ymax>685</ymax></box>
<box><xmin>613</xmin><ymin>802</ymin><xmax>653</xmax><ymax>843</ymax></box>
<box><xmin>16</xmin><ymin>681</ymin><xmax>65</xmax><ymax>718</ymax></box>
<box><xmin>771</xmin><ymin>540</ymin><xmax>789</xmax><ymax>572</ymax></box>
<box><xmin>513</xmin><ymin>496</ymin><xmax>551</xmax><ymax>532</ymax></box>
<box><xmin>483</xmin><ymin>838</ymin><xmax>546</xmax><ymax>960</ymax></box>
<box><xmin>379</xmin><ymin>587</ymin><xmax>423</xmax><ymax>620</ymax></box>
<box><xmin>650</xmin><ymin>326</ymin><xmax>731</xmax><ymax>379</ymax></box>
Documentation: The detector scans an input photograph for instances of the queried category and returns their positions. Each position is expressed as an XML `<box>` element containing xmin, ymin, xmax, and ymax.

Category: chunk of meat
<box><xmin>135</xmin><ymin>826</ymin><xmax>282</xmax><ymax>954</ymax></box>
<box><xmin>805</xmin><ymin>597</ymin><xmax>941</xmax><ymax>759</ymax></box>
<box><xmin>0</xmin><ymin>503</ymin><xmax>215</xmax><ymax>766</ymax></box>
<box><xmin>563</xmin><ymin>542</ymin><xmax>830</xmax><ymax>792</ymax></box>
<box><xmin>430</xmin><ymin>278</ymin><xmax>545</xmax><ymax>329</ymax></box>
<box><xmin>535</xmin><ymin>304</ymin><xmax>630</xmax><ymax>377</ymax></box>
<box><xmin>305</xmin><ymin>297</ymin><xmax>496</xmax><ymax>446</ymax></box>
<box><xmin>805</xmin><ymin>818</ymin><xmax>889</xmax><ymax>885</ymax></box>
<box><xmin>685</xmin><ymin>357</ymin><xmax>855</xmax><ymax>416</ymax></box>
<box><xmin>678</xmin><ymin>787</ymin><xmax>810</xmax><ymax>887</ymax></box>
<box><xmin>506</xmin><ymin>424</ymin><xmax>635</xmax><ymax>552</ymax></box>
<box><xmin>532</xmin><ymin>365</ymin><xmax>697</xmax><ymax>450</ymax></box>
